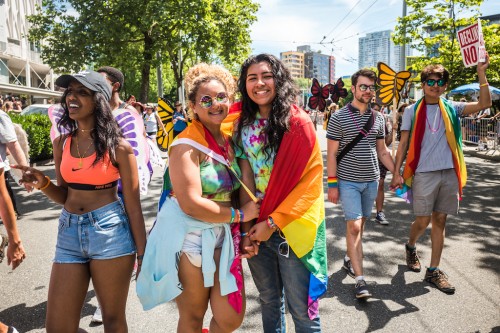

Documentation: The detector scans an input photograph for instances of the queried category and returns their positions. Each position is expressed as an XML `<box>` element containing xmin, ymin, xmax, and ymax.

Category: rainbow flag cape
<box><xmin>158</xmin><ymin>119</ymin><xmax>244</xmax><ymax>313</ymax></box>
<box><xmin>227</xmin><ymin>102</ymin><xmax>327</xmax><ymax>320</ymax></box>
<box><xmin>398</xmin><ymin>97</ymin><xmax>467</xmax><ymax>202</ymax></box>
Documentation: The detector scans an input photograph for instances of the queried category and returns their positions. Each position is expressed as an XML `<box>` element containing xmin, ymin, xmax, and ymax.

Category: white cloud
<box><xmin>250</xmin><ymin>0</ymin><xmax>498</xmax><ymax>77</ymax></box>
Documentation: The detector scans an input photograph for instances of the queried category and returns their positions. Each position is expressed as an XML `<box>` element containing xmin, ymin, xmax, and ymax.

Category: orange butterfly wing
<box><xmin>156</xmin><ymin>97</ymin><xmax>175</xmax><ymax>152</ymax></box>
<box><xmin>376</xmin><ymin>62</ymin><xmax>411</xmax><ymax>106</ymax></box>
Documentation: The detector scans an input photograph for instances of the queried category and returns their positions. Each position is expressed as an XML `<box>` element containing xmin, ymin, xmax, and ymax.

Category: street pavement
<box><xmin>1</xmin><ymin>126</ymin><xmax>499</xmax><ymax>333</ymax></box>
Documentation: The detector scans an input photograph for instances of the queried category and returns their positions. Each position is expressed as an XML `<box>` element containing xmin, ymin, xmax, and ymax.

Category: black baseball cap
<box><xmin>56</xmin><ymin>70</ymin><xmax>112</xmax><ymax>101</ymax></box>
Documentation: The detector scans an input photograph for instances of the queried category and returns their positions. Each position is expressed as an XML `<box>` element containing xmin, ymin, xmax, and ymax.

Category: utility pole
<box><xmin>156</xmin><ymin>51</ymin><xmax>163</xmax><ymax>98</ymax></box>
<box><xmin>400</xmin><ymin>0</ymin><xmax>407</xmax><ymax>72</ymax></box>
<box><xmin>177</xmin><ymin>48</ymin><xmax>185</xmax><ymax>106</ymax></box>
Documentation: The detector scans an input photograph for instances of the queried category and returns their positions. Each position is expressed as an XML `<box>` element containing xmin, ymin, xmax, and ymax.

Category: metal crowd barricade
<box><xmin>461</xmin><ymin>117</ymin><xmax>498</xmax><ymax>151</ymax></box>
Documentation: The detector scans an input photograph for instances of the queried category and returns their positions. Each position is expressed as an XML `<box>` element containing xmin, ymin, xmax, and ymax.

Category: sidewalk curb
<box><xmin>463</xmin><ymin>149</ymin><xmax>500</xmax><ymax>162</ymax></box>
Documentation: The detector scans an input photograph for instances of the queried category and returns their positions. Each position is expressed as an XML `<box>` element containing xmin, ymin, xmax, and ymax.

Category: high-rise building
<box><xmin>281</xmin><ymin>45</ymin><xmax>336</xmax><ymax>84</ymax></box>
<box><xmin>329</xmin><ymin>55</ymin><xmax>336</xmax><ymax>83</ymax></box>
<box><xmin>303</xmin><ymin>51</ymin><xmax>331</xmax><ymax>85</ymax></box>
<box><xmin>358</xmin><ymin>30</ymin><xmax>410</xmax><ymax>72</ymax></box>
<box><xmin>0</xmin><ymin>0</ymin><xmax>61</xmax><ymax>102</ymax></box>
<box><xmin>280</xmin><ymin>51</ymin><xmax>304</xmax><ymax>80</ymax></box>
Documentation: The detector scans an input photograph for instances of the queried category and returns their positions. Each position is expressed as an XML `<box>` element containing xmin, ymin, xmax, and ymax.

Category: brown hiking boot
<box><xmin>425</xmin><ymin>268</ymin><xmax>456</xmax><ymax>294</ymax></box>
<box><xmin>405</xmin><ymin>243</ymin><xmax>421</xmax><ymax>272</ymax></box>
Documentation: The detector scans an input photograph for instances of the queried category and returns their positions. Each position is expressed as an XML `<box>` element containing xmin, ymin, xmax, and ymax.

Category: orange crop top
<box><xmin>60</xmin><ymin>136</ymin><xmax>120</xmax><ymax>190</ymax></box>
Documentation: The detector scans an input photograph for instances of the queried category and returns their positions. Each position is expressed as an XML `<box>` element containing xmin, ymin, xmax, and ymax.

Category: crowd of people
<box><xmin>0</xmin><ymin>52</ymin><xmax>493</xmax><ymax>333</ymax></box>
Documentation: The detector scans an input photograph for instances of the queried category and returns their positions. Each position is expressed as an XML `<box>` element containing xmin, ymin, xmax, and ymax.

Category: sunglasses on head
<box><xmin>425</xmin><ymin>78</ymin><xmax>447</xmax><ymax>87</ymax></box>
<box><xmin>199</xmin><ymin>92</ymin><xmax>228</xmax><ymax>109</ymax></box>
<box><xmin>358</xmin><ymin>84</ymin><xmax>376</xmax><ymax>92</ymax></box>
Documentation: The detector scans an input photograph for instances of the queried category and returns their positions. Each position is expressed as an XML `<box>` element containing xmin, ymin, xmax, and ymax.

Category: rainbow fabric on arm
<box><xmin>397</xmin><ymin>97</ymin><xmax>467</xmax><ymax>203</ymax></box>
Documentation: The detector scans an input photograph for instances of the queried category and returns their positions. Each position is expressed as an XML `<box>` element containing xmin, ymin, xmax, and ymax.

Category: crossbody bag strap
<box><xmin>337</xmin><ymin>111</ymin><xmax>374</xmax><ymax>164</ymax></box>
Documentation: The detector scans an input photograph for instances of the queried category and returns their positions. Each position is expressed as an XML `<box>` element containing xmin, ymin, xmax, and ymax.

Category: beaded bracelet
<box><xmin>240</xmin><ymin>232</ymin><xmax>248</xmax><ymax>237</ymax></box>
<box><xmin>238</xmin><ymin>209</ymin><xmax>244</xmax><ymax>222</ymax></box>
<box><xmin>39</xmin><ymin>175</ymin><xmax>51</xmax><ymax>190</ymax></box>
<box><xmin>327</xmin><ymin>176</ymin><xmax>338</xmax><ymax>188</ymax></box>
<box><xmin>230</xmin><ymin>207</ymin><xmax>235</xmax><ymax>224</ymax></box>
<box><xmin>266</xmin><ymin>216</ymin><xmax>277</xmax><ymax>229</ymax></box>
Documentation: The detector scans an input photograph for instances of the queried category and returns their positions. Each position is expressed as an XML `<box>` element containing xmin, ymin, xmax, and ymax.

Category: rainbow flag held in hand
<box><xmin>228</xmin><ymin>103</ymin><xmax>328</xmax><ymax>319</ymax></box>
<box><xmin>399</xmin><ymin>97</ymin><xmax>467</xmax><ymax>202</ymax></box>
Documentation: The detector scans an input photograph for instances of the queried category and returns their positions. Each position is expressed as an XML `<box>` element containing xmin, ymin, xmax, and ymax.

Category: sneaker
<box><xmin>355</xmin><ymin>279</ymin><xmax>372</xmax><ymax>299</ymax></box>
<box><xmin>342</xmin><ymin>257</ymin><xmax>355</xmax><ymax>279</ymax></box>
<box><xmin>0</xmin><ymin>234</ymin><xmax>8</xmax><ymax>264</ymax></box>
<box><xmin>91</xmin><ymin>306</ymin><xmax>103</xmax><ymax>324</ymax></box>
<box><xmin>375</xmin><ymin>211</ymin><xmax>389</xmax><ymax>225</ymax></box>
<box><xmin>425</xmin><ymin>268</ymin><xmax>455</xmax><ymax>294</ymax></box>
<box><xmin>405</xmin><ymin>243</ymin><xmax>421</xmax><ymax>272</ymax></box>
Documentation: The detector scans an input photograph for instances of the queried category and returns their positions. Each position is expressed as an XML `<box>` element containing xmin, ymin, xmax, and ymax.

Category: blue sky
<box><xmin>250</xmin><ymin>0</ymin><xmax>498</xmax><ymax>77</ymax></box>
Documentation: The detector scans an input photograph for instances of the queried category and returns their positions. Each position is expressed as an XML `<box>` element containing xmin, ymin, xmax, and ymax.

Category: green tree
<box><xmin>28</xmin><ymin>0</ymin><xmax>259</xmax><ymax>102</ymax></box>
<box><xmin>393</xmin><ymin>0</ymin><xmax>499</xmax><ymax>89</ymax></box>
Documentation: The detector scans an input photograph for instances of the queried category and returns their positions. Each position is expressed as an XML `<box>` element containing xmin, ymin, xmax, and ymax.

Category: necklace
<box><xmin>347</xmin><ymin>103</ymin><xmax>374</xmax><ymax>138</ymax></box>
<box><xmin>74</xmin><ymin>136</ymin><xmax>94</xmax><ymax>170</ymax></box>
<box><xmin>78</xmin><ymin>127</ymin><xmax>94</xmax><ymax>133</ymax></box>
<box><xmin>426</xmin><ymin>108</ymin><xmax>442</xmax><ymax>133</ymax></box>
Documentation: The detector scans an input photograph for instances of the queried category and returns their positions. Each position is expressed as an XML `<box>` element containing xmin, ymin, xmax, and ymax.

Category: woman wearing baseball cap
<box><xmin>13</xmin><ymin>70</ymin><xmax>146</xmax><ymax>332</ymax></box>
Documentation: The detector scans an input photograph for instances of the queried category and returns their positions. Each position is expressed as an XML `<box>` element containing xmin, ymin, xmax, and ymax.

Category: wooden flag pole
<box><xmin>392</xmin><ymin>95</ymin><xmax>398</xmax><ymax>158</ymax></box>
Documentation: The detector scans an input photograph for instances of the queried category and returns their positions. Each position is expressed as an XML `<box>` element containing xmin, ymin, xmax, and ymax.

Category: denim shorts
<box><xmin>54</xmin><ymin>200</ymin><xmax>136</xmax><ymax>263</ymax></box>
<box><xmin>338</xmin><ymin>179</ymin><xmax>378</xmax><ymax>221</ymax></box>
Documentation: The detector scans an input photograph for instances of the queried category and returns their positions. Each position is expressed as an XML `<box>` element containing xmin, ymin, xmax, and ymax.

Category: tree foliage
<box><xmin>393</xmin><ymin>0</ymin><xmax>499</xmax><ymax>89</ymax></box>
<box><xmin>28</xmin><ymin>0</ymin><xmax>259</xmax><ymax>102</ymax></box>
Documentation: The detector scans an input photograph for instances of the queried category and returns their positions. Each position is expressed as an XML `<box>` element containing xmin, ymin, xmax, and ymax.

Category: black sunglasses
<box><xmin>358</xmin><ymin>84</ymin><xmax>376</xmax><ymax>92</ymax></box>
<box><xmin>425</xmin><ymin>78</ymin><xmax>447</xmax><ymax>87</ymax></box>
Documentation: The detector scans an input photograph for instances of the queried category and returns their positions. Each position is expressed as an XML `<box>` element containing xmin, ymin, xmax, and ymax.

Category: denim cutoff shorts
<box><xmin>54</xmin><ymin>200</ymin><xmax>136</xmax><ymax>263</ymax></box>
<box><xmin>338</xmin><ymin>179</ymin><xmax>378</xmax><ymax>221</ymax></box>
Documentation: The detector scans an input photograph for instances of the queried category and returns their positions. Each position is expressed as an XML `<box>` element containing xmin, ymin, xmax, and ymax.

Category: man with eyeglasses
<box><xmin>391</xmin><ymin>56</ymin><xmax>492</xmax><ymax>294</ymax></box>
<box><xmin>326</xmin><ymin>69</ymin><xmax>396</xmax><ymax>299</ymax></box>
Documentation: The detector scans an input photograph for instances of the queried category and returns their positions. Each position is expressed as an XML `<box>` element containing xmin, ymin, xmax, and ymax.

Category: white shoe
<box><xmin>91</xmin><ymin>306</ymin><xmax>103</xmax><ymax>324</ymax></box>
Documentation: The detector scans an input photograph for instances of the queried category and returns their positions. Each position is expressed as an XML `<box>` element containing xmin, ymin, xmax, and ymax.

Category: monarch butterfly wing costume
<box><xmin>329</xmin><ymin>78</ymin><xmax>348</xmax><ymax>103</ymax></box>
<box><xmin>308</xmin><ymin>78</ymin><xmax>331</xmax><ymax>111</ymax></box>
<box><xmin>156</xmin><ymin>97</ymin><xmax>175</xmax><ymax>152</ymax></box>
<box><xmin>376</xmin><ymin>62</ymin><xmax>411</xmax><ymax>106</ymax></box>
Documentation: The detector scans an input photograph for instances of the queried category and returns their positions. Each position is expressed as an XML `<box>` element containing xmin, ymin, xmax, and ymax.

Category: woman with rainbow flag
<box><xmin>136</xmin><ymin>63</ymin><xmax>260</xmax><ymax>333</ymax></box>
<box><xmin>234</xmin><ymin>54</ymin><xmax>328</xmax><ymax>332</ymax></box>
<box><xmin>391</xmin><ymin>55</ymin><xmax>491</xmax><ymax>294</ymax></box>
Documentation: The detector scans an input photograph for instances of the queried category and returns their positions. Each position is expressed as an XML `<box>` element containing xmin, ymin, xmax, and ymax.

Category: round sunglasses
<box><xmin>199</xmin><ymin>92</ymin><xmax>229</xmax><ymax>109</ymax></box>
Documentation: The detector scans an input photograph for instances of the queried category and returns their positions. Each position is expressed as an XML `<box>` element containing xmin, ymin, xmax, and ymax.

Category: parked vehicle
<box><xmin>20</xmin><ymin>104</ymin><xmax>52</xmax><ymax>116</ymax></box>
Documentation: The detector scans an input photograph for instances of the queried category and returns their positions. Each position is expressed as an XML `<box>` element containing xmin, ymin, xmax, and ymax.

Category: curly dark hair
<box><xmin>58</xmin><ymin>89</ymin><xmax>123</xmax><ymax>166</ymax></box>
<box><xmin>235</xmin><ymin>54</ymin><xmax>298</xmax><ymax>161</ymax></box>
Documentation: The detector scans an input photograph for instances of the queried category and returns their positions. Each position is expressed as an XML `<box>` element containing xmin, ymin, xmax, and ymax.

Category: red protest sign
<box><xmin>457</xmin><ymin>19</ymin><xmax>485</xmax><ymax>68</ymax></box>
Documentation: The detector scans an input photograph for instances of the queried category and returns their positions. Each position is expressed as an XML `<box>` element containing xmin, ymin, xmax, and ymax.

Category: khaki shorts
<box><xmin>412</xmin><ymin>169</ymin><xmax>459</xmax><ymax>216</ymax></box>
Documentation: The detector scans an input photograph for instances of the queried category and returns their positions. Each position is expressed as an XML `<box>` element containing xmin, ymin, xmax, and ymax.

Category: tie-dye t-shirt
<box><xmin>199</xmin><ymin>147</ymin><xmax>241</xmax><ymax>202</ymax></box>
<box><xmin>239</xmin><ymin>112</ymin><xmax>275</xmax><ymax>199</ymax></box>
